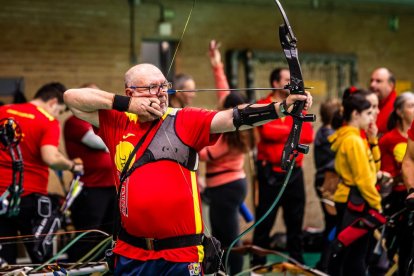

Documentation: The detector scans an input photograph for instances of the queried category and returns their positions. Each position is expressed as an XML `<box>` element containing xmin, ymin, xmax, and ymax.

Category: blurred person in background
<box><xmin>64</xmin><ymin>83</ymin><xmax>116</xmax><ymax>261</ymax></box>
<box><xmin>313</xmin><ymin>97</ymin><xmax>341</xmax><ymax>272</ymax></box>
<box><xmin>0</xmin><ymin>82</ymin><xmax>83</xmax><ymax>264</ymax></box>
<box><xmin>198</xmin><ymin>40</ymin><xmax>252</xmax><ymax>274</ymax></box>
<box><xmin>168</xmin><ymin>73</ymin><xmax>196</xmax><ymax>108</ymax></box>
<box><xmin>251</xmin><ymin>67</ymin><xmax>314</xmax><ymax>266</ymax></box>
<box><xmin>379</xmin><ymin>92</ymin><xmax>414</xmax><ymax>275</ymax></box>
<box><xmin>328</xmin><ymin>91</ymin><xmax>382</xmax><ymax>276</ymax></box>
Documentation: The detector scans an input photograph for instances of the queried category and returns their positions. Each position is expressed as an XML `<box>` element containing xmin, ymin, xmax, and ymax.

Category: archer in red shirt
<box><xmin>0</xmin><ymin>82</ymin><xmax>83</xmax><ymax>264</ymax></box>
<box><xmin>64</xmin><ymin>63</ymin><xmax>312</xmax><ymax>275</ymax></box>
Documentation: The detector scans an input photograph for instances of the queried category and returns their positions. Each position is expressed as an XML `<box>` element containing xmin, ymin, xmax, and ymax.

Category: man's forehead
<box><xmin>372</xmin><ymin>69</ymin><xmax>390</xmax><ymax>79</ymax></box>
<box><xmin>139</xmin><ymin>77</ymin><xmax>167</xmax><ymax>86</ymax></box>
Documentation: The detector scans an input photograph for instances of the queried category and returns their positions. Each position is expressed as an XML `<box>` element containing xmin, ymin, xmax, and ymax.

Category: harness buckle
<box><xmin>145</xmin><ymin>238</ymin><xmax>155</xmax><ymax>250</ymax></box>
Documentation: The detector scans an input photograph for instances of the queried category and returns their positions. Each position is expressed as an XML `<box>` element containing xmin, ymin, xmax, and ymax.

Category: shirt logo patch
<box><xmin>122</xmin><ymin>133</ymin><xmax>135</xmax><ymax>139</ymax></box>
<box><xmin>188</xmin><ymin>262</ymin><xmax>201</xmax><ymax>276</ymax></box>
<box><xmin>115</xmin><ymin>141</ymin><xmax>135</xmax><ymax>172</ymax></box>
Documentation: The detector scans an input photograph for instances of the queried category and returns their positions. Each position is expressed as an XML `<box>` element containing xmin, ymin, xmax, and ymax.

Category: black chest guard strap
<box><xmin>233</xmin><ymin>102</ymin><xmax>279</xmax><ymax>130</ymax></box>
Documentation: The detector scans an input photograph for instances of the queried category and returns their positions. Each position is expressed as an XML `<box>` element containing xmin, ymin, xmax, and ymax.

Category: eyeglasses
<box><xmin>128</xmin><ymin>82</ymin><xmax>172</xmax><ymax>95</ymax></box>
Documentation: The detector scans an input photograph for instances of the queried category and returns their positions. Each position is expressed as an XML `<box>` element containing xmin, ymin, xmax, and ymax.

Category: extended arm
<box><xmin>41</xmin><ymin>145</ymin><xmax>83</xmax><ymax>174</ymax></box>
<box><xmin>209</xmin><ymin>40</ymin><xmax>230</xmax><ymax>108</ymax></box>
<box><xmin>210</xmin><ymin>92</ymin><xmax>311</xmax><ymax>134</ymax></box>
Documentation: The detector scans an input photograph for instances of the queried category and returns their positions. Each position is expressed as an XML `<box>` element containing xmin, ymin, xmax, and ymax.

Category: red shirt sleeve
<box><xmin>379</xmin><ymin>133</ymin><xmax>396</xmax><ymax>175</ymax></box>
<box><xmin>65</xmin><ymin>116</ymin><xmax>91</xmax><ymax>141</ymax></box>
<box><xmin>175</xmin><ymin>107</ymin><xmax>220</xmax><ymax>151</ymax></box>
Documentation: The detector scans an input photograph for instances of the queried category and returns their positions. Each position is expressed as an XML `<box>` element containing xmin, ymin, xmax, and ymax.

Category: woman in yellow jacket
<box><xmin>328</xmin><ymin>91</ymin><xmax>382</xmax><ymax>276</ymax></box>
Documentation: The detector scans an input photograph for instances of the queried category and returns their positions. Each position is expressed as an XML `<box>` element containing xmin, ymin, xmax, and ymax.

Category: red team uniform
<box><xmin>64</xmin><ymin>115</ymin><xmax>116</xmax><ymax>260</ymax></box>
<box><xmin>0</xmin><ymin>103</ymin><xmax>60</xmax><ymax>195</ymax></box>
<box><xmin>0</xmin><ymin>102</ymin><xmax>61</xmax><ymax>263</ymax></box>
<box><xmin>95</xmin><ymin>107</ymin><xmax>219</xmax><ymax>263</ymax></box>
<box><xmin>64</xmin><ymin>116</ymin><xmax>114</xmax><ymax>188</ymax></box>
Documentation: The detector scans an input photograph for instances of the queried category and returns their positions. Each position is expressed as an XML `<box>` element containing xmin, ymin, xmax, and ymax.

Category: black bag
<box><xmin>32</xmin><ymin>195</ymin><xmax>63</xmax><ymax>263</ymax></box>
<box><xmin>202</xmin><ymin>235</ymin><xmax>223</xmax><ymax>274</ymax></box>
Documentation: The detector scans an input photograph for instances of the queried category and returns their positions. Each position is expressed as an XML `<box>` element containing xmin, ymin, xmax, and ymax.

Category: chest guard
<box><xmin>125</xmin><ymin>109</ymin><xmax>198</xmax><ymax>179</ymax></box>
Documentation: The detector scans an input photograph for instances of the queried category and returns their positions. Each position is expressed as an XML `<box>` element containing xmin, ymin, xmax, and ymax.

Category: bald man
<box><xmin>64</xmin><ymin>63</ymin><xmax>312</xmax><ymax>275</ymax></box>
<box><xmin>369</xmin><ymin>67</ymin><xmax>397</xmax><ymax>136</ymax></box>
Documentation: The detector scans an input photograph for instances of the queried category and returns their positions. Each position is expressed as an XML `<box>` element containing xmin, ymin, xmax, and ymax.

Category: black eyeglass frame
<box><xmin>128</xmin><ymin>82</ymin><xmax>172</xmax><ymax>95</ymax></box>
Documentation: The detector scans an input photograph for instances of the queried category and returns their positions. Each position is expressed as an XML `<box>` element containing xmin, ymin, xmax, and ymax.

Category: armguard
<box><xmin>233</xmin><ymin>103</ymin><xmax>279</xmax><ymax>130</ymax></box>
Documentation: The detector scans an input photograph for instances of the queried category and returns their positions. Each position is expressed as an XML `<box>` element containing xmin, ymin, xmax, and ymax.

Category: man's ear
<box><xmin>47</xmin><ymin>97</ymin><xmax>58</xmax><ymax>107</ymax></box>
<box><xmin>125</xmin><ymin>88</ymin><xmax>133</xmax><ymax>97</ymax></box>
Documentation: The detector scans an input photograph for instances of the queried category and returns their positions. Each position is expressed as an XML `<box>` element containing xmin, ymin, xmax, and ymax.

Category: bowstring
<box><xmin>161</xmin><ymin>0</ymin><xmax>225</xmax><ymax>272</ymax></box>
<box><xmin>166</xmin><ymin>0</ymin><xmax>196</xmax><ymax>79</ymax></box>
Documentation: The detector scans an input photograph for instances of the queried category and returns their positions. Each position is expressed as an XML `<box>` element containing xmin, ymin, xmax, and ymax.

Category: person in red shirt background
<box><xmin>369</xmin><ymin>67</ymin><xmax>397</xmax><ymax>137</ymax></box>
<box><xmin>402</xmin><ymin>121</ymin><xmax>414</xmax><ymax>276</ymax></box>
<box><xmin>379</xmin><ymin>91</ymin><xmax>414</xmax><ymax>275</ymax></box>
<box><xmin>403</xmin><ymin>121</ymin><xmax>414</xmax><ymax>212</ymax></box>
<box><xmin>198</xmin><ymin>40</ymin><xmax>252</xmax><ymax>275</ymax></box>
<box><xmin>64</xmin><ymin>83</ymin><xmax>117</xmax><ymax>261</ymax></box>
<box><xmin>168</xmin><ymin>74</ymin><xmax>196</xmax><ymax>108</ymax></box>
<box><xmin>252</xmin><ymin>68</ymin><xmax>314</xmax><ymax>266</ymax></box>
<box><xmin>0</xmin><ymin>82</ymin><xmax>84</xmax><ymax>264</ymax></box>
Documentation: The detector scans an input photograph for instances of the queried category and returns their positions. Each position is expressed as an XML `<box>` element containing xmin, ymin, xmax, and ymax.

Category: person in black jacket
<box><xmin>313</xmin><ymin>97</ymin><xmax>341</xmax><ymax>272</ymax></box>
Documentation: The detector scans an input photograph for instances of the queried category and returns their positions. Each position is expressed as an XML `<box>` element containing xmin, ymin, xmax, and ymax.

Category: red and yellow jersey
<box><xmin>0</xmin><ymin>103</ymin><xmax>60</xmax><ymax>195</ymax></box>
<box><xmin>256</xmin><ymin>94</ymin><xmax>314</xmax><ymax>172</ymax></box>
<box><xmin>379</xmin><ymin>128</ymin><xmax>407</xmax><ymax>177</ymax></box>
<box><xmin>95</xmin><ymin>107</ymin><xmax>219</xmax><ymax>263</ymax></box>
<box><xmin>64</xmin><ymin>116</ymin><xmax>114</xmax><ymax>188</ymax></box>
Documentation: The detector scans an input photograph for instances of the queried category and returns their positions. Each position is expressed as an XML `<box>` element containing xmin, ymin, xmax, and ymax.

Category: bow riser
<box><xmin>277</xmin><ymin>4</ymin><xmax>315</xmax><ymax>171</ymax></box>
